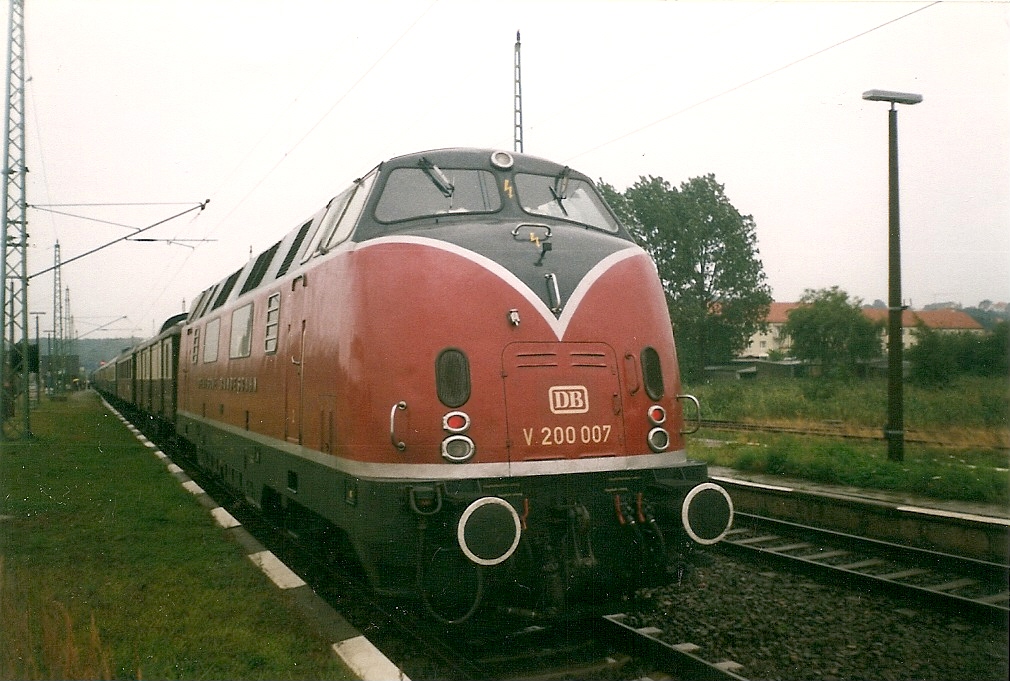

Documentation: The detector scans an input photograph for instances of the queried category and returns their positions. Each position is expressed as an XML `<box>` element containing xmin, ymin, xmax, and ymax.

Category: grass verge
<box><xmin>685</xmin><ymin>376</ymin><xmax>1009</xmax><ymax>506</ymax></box>
<box><xmin>689</xmin><ymin>376</ymin><xmax>1009</xmax><ymax>448</ymax></box>
<box><xmin>1</xmin><ymin>392</ymin><xmax>354</xmax><ymax>680</ymax></box>
<box><xmin>689</xmin><ymin>430</ymin><xmax>1008</xmax><ymax>506</ymax></box>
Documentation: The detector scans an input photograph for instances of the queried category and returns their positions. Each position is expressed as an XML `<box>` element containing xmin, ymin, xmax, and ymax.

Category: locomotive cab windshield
<box><xmin>375</xmin><ymin>165</ymin><xmax>501</xmax><ymax>222</ymax></box>
<box><xmin>514</xmin><ymin>171</ymin><xmax>619</xmax><ymax>233</ymax></box>
<box><xmin>369</xmin><ymin>151</ymin><xmax>621</xmax><ymax>236</ymax></box>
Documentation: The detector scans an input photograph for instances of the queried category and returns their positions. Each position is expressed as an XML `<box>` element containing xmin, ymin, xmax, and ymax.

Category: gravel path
<box><xmin>629</xmin><ymin>550</ymin><xmax>1008</xmax><ymax>681</ymax></box>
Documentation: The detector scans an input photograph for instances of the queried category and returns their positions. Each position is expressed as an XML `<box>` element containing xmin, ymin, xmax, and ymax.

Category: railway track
<box><xmin>114</xmin><ymin>399</ymin><xmax>1007</xmax><ymax>679</ymax></box>
<box><xmin>598</xmin><ymin>614</ymin><xmax>750</xmax><ymax>680</ymax></box>
<box><xmin>699</xmin><ymin>418</ymin><xmax>1007</xmax><ymax>449</ymax></box>
<box><xmin>720</xmin><ymin>512</ymin><xmax>1010</xmax><ymax>625</ymax></box>
<box><xmin>455</xmin><ymin>613</ymin><xmax>750</xmax><ymax>680</ymax></box>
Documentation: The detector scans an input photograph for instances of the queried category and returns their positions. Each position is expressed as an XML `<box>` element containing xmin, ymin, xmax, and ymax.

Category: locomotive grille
<box><xmin>503</xmin><ymin>342</ymin><xmax>624</xmax><ymax>461</ymax></box>
<box><xmin>513</xmin><ymin>351</ymin><xmax>558</xmax><ymax>368</ymax></box>
<box><xmin>570</xmin><ymin>351</ymin><xmax>608</xmax><ymax>368</ymax></box>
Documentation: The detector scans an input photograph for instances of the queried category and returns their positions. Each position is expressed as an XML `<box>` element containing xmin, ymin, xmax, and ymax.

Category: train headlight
<box><xmin>647</xmin><ymin>405</ymin><xmax>666</xmax><ymax>425</ymax></box>
<box><xmin>647</xmin><ymin>427</ymin><xmax>670</xmax><ymax>452</ymax></box>
<box><xmin>442</xmin><ymin>410</ymin><xmax>471</xmax><ymax>434</ymax></box>
<box><xmin>441</xmin><ymin>435</ymin><xmax>476</xmax><ymax>463</ymax></box>
<box><xmin>490</xmin><ymin>150</ymin><xmax>514</xmax><ymax>170</ymax></box>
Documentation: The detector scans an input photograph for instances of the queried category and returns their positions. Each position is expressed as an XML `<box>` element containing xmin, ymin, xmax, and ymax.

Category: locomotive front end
<box><xmin>342</xmin><ymin>149</ymin><xmax>734</xmax><ymax>621</ymax></box>
<box><xmin>406</xmin><ymin>332</ymin><xmax>736</xmax><ymax>621</ymax></box>
<box><xmin>176</xmin><ymin>146</ymin><xmax>733</xmax><ymax>626</ymax></box>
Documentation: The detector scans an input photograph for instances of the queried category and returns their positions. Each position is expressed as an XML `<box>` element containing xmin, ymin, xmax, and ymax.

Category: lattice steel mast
<box><xmin>513</xmin><ymin>30</ymin><xmax>523</xmax><ymax>153</ymax></box>
<box><xmin>64</xmin><ymin>285</ymin><xmax>74</xmax><ymax>384</ymax></box>
<box><xmin>1</xmin><ymin>0</ymin><xmax>29</xmax><ymax>439</ymax></box>
<box><xmin>51</xmin><ymin>242</ymin><xmax>63</xmax><ymax>396</ymax></box>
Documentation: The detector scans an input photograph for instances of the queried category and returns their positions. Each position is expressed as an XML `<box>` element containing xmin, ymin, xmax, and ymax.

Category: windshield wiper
<box><xmin>550</xmin><ymin>166</ymin><xmax>571</xmax><ymax>216</ymax></box>
<box><xmin>419</xmin><ymin>157</ymin><xmax>455</xmax><ymax>198</ymax></box>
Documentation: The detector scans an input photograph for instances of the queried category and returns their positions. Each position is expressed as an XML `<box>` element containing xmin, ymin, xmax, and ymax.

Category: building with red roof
<box><xmin>741</xmin><ymin>303</ymin><xmax>985</xmax><ymax>359</ymax></box>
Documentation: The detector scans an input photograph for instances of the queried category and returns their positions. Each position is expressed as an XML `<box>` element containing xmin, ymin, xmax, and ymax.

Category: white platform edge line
<box><xmin>210</xmin><ymin>506</ymin><xmax>241</xmax><ymax>529</ymax></box>
<box><xmin>99</xmin><ymin>395</ymin><xmax>420</xmax><ymax>680</ymax></box>
<box><xmin>332</xmin><ymin>636</ymin><xmax>411</xmax><ymax>681</ymax></box>
<box><xmin>897</xmin><ymin>505</ymin><xmax>1010</xmax><ymax>526</ymax></box>
<box><xmin>710</xmin><ymin>475</ymin><xmax>794</xmax><ymax>493</ymax></box>
<box><xmin>182</xmin><ymin>480</ymin><xmax>205</xmax><ymax>496</ymax></box>
<box><xmin>248</xmin><ymin>550</ymin><xmax>307</xmax><ymax>589</ymax></box>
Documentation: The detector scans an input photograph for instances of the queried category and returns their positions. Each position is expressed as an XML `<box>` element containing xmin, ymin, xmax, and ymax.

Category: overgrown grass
<box><xmin>685</xmin><ymin>377</ymin><xmax>1009</xmax><ymax>506</ymax></box>
<box><xmin>1</xmin><ymin>557</ymin><xmax>114</xmax><ymax>680</ymax></box>
<box><xmin>690</xmin><ymin>433</ymin><xmax>1008</xmax><ymax>506</ymax></box>
<box><xmin>689</xmin><ymin>376</ymin><xmax>1009</xmax><ymax>446</ymax></box>
<box><xmin>1</xmin><ymin>393</ymin><xmax>354</xmax><ymax>680</ymax></box>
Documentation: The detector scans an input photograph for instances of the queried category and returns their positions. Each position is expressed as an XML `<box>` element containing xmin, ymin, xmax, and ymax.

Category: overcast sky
<box><xmin>17</xmin><ymin>0</ymin><xmax>1010</xmax><ymax>340</ymax></box>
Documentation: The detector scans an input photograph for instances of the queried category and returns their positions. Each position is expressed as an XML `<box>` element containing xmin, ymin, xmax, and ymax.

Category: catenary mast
<box><xmin>51</xmin><ymin>242</ymin><xmax>63</xmax><ymax>396</ymax></box>
<box><xmin>1</xmin><ymin>0</ymin><xmax>29</xmax><ymax>440</ymax></box>
<box><xmin>513</xmin><ymin>30</ymin><xmax>523</xmax><ymax>153</ymax></box>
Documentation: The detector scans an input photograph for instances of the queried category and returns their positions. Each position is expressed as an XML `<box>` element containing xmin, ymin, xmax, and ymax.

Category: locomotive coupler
<box><xmin>408</xmin><ymin>483</ymin><xmax>443</xmax><ymax>516</ymax></box>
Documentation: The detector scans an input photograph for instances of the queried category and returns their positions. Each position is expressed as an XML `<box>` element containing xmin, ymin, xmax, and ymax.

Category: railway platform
<box><xmin>710</xmin><ymin>464</ymin><xmax>1009</xmax><ymax>565</ymax></box>
<box><xmin>709</xmin><ymin>465</ymin><xmax>1010</xmax><ymax>521</ymax></box>
<box><xmin>0</xmin><ymin>390</ymin><xmax>403</xmax><ymax>680</ymax></box>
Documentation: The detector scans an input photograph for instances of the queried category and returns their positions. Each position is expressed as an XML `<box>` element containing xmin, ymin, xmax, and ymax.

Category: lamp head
<box><xmin>862</xmin><ymin>89</ymin><xmax>923</xmax><ymax>105</ymax></box>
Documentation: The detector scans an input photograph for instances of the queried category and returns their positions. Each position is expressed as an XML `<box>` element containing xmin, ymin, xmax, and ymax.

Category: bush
<box><xmin>909</xmin><ymin>322</ymin><xmax>1009</xmax><ymax>386</ymax></box>
<box><xmin>689</xmin><ymin>376</ymin><xmax>1008</xmax><ymax>433</ymax></box>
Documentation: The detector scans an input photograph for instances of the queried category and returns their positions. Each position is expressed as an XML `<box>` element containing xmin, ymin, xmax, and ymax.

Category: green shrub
<box><xmin>689</xmin><ymin>433</ymin><xmax>1009</xmax><ymax>506</ymax></box>
<box><xmin>688</xmin><ymin>376</ymin><xmax>1008</xmax><ymax>432</ymax></box>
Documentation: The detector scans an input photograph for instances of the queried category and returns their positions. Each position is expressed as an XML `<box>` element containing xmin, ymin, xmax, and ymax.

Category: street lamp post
<box><xmin>862</xmin><ymin>89</ymin><xmax>922</xmax><ymax>462</ymax></box>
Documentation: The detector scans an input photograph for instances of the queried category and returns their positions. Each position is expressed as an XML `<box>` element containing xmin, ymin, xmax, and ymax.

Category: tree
<box><xmin>907</xmin><ymin>323</ymin><xmax>955</xmax><ymax>387</ymax></box>
<box><xmin>782</xmin><ymin>287</ymin><xmax>882</xmax><ymax>377</ymax></box>
<box><xmin>908</xmin><ymin>321</ymin><xmax>1009</xmax><ymax>385</ymax></box>
<box><xmin>600</xmin><ymin>174</ymin><xmax>772</xmax><ymax>380</ymax></box>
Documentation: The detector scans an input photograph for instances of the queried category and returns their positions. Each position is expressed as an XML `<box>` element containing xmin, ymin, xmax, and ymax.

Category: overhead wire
<box><xmin>35</xmin><ymin>202</ymin><xmax>197</xmax><ymax>207</ymax></box>
<box><xmin>27</xmin><ymin>201</ymin><xmax>209</xmax><ymax>279</ymax></box>
<box><xmin>205</xmin><ymin>0</ymin><xmax>440</xmax><ymax>237</ymax></box>
<box><xmin>27</xmin><ymin>80</ymin><xmax>57</xmax><ymax>242</ymax></box>
<box><xmin>144</xmin><ymin>0</ymin><xmax>439</xmax><ymax>316</ymax></box>
<box><xmin>25</xmin><ymin>48</ymin><xmax>206</xmax><ymax>321</ymax></box>
<box><xmin>26</xmin><ymin>76</ymin><xmax>62</xmax><ymax>320</ymax></box>
<box><xmin>564</xmin><ymin>1</ymin><xmax>942</xmax><ymax>165</ymax></box>
<box><xmin>35</xmin><ymin>1</ymin><xmax>939</xmax><ymax>331</ymax></box>
<box><xmin>196</xmin><ymin>2</ymin><xmax>440</xmax><ymax>212</ymax></box>
<box><xmin>528</xmin><ymin>1</ymin><xmax>780</xmax><ymax>138</ymax></box>
<box><xmin>31</xmin><ymin>206</ymin><xmax>157</xmax><ymax>231</ymax></box>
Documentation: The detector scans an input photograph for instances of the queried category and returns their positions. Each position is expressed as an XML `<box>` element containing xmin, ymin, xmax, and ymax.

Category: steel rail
<box><xmin>721</xmin><ymin>512</ymin><xmax>1010</xmax><ymax>624</ymax></box>
<box><xmin>599</xmin><ymin>614</ymin><xmax>751</xmax><ymax>680</ymax></box>
<box><xmin>699</xmin><ymin>418</ymin><xmax>1007</xmax><ymax>450</ymax></box>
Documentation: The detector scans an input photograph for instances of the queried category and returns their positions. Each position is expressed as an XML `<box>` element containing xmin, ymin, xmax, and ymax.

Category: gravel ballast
<box><xmin>629</xmin><ymin>551</ymin><xmax>1008</xmax><ymax>681</ymax></box>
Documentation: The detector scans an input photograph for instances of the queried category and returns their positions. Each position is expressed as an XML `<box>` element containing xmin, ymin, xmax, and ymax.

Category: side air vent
<box><xmin>276</xmin><ymin>220</ymin><xmax>313</xmax><ymax>279</ymax></box>
<box><xmin>241</xmin><ymin>241</ymin><xmax>281</xmax><ymax>295</ymax></box>
<box><xmin>211</xmin><ymin>269</ymin><xmax>242</xmax><ymax>310</ymax></box>
<box><xmin>435</xmin><ymin>348</ymin><xmax>471</xmax><ymax>408</ymax></box>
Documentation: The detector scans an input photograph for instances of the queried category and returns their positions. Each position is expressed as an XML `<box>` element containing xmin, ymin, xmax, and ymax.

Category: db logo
<box><xmin>548</xmin><ymin>385</ymin><xmax>589</xmax><ymax>414</ymax></box>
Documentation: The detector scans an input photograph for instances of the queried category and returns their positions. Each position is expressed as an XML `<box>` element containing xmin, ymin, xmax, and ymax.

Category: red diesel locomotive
<box><xmin>97</xmin><ymin>148</ymin><xmax>733</xmax><ymax>622</ymax></box>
